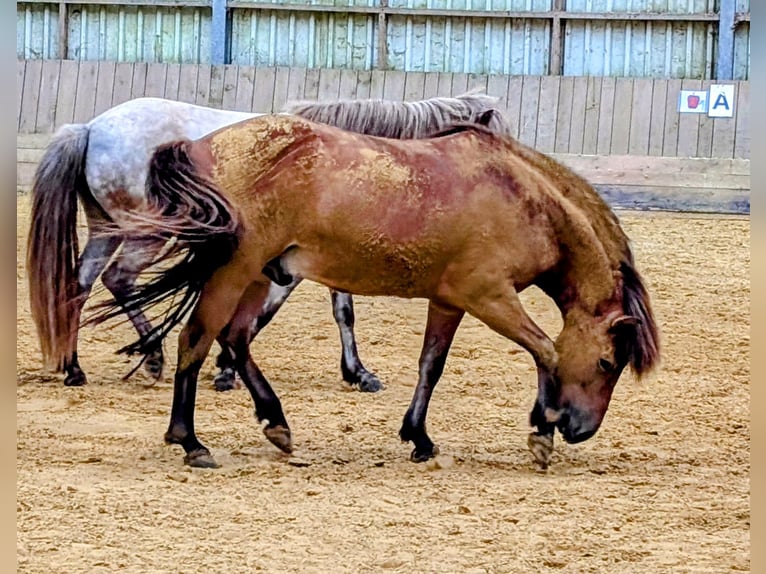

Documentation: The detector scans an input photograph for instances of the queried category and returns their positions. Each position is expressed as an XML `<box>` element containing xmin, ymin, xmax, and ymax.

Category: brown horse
<box><xmin>89</xmin><ymin>115</ymin><xmax>660</xmax><ymax>469</ymax></box>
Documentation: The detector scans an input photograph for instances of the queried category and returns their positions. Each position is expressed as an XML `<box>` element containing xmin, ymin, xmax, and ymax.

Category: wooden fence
<box><xmin>16</xmin><ymin>59</ymin><xmax>750</xmax><ymax>213</ymax></box>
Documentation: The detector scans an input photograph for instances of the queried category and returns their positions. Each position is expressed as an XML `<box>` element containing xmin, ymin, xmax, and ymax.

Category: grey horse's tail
<box><xmin>27</xmin><ymin>124</ymin><xmax>93</xmax><ymax>372</ymax></box>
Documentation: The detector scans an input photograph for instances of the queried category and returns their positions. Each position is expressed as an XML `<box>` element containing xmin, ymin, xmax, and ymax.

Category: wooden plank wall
<box><xmin>16</xmin><ymin>60</ymin><xmax>751</xmax><ymax>213</ymax></box>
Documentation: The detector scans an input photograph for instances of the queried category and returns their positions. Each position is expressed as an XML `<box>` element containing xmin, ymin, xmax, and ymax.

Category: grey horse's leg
<box><xmin>64</xmin><ymin>233</ymin><xmax>123</xmax><ymax>386</ymax></box>
<box><xmin>213</xmin><ymin>285</ymin><xmax>383</xmax><ymax>393</ymax></box>
<box><xmin>331</xmin><ymin>291</ymin><xmax>382</xmax><ymax>392</ymax></box>
<box><xmin>100</xmin><ymin>236</ymin><xmax>166</xmax><ymax>380</ymax></box>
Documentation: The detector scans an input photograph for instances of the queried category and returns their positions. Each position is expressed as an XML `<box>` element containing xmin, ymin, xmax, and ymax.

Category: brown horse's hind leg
<box><xmin>399</xmin><ymin>301</ymin><xmax>464</xmax><ymax>462</ymax></box>
<box><xmin>213</xmin><ymin>279</ymin><xmax>302</xmax><ymax>392</ymax></box>
<box><xmin>217</xmin><ymin>281</ymin><xmax>292</xmax><ymax>453</ymax></box>
<box><xmin>164</xmin><ymin>269</ymin><xmax>252</xmax><ymax>468</ymax></box>
<box><xmin>331</xmin><ymin>291</ymin><xmax>383</xmax><ymax>393</ymax></box>
<box><xmin>64</xmin><ymin>233</ymin><xmax>123</xmax><ymax>386</ymax></box>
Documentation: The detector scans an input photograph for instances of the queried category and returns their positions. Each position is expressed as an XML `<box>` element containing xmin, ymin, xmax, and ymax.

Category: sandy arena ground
<box><xmin>16</xmin><ymin>193</ymin><xmax>749</xmax><ymax>573</ymax></box>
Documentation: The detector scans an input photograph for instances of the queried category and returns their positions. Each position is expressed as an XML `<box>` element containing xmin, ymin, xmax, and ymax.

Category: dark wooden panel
<box><xmin>19</xmin><ymin>59</ymin><xmax>42</xmax><ymax>133</ymax></box>
<box><xmin>35</xmin><ymin>60</ymin><xmax>61</xmax><ymax>133</ymax></box>
<box><xmin>72</xmin><ymin>61</ymin><xmax>98</xmax><ymax>124</ymax></box>
<box><xmin>94</xmin><ymin>61</ymin><xmax>116</xmax><ymax>116</ymax></box>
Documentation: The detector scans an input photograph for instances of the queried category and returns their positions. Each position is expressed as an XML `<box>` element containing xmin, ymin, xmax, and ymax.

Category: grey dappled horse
<box><xmin>27</xmin><ymin>93</ymin><xmax>513</xmax><ymax>390</ymax></box>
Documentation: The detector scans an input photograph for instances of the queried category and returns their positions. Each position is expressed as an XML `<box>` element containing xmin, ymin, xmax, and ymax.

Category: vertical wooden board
<box><xmin>661</xmin><ymin>78</ymin><xmax>682</xmax><ymax>157</ymax></box>
<box><xmin>450</xmin><ymin>73</ymin><xmax>469</xmax><ymax>96</ymax></box>
<box><xmin>338</xmin><ymin>68</ymin><xmax>358</xmax><ymax>99</ymax></box>
<box><xmin>582</xmin><ymin>76</ymin><xmax>602</xmax><ymax>155</ymax></box>
<box><xmin>19</xmin><ymin>59</ymin><xmax>42</xmax><ymax>133</ymax></box>
<box><xmin>504</xmin><ymin>76</ymin><xmax>524</xmax><ymax>139</ymax></box>
<box><xmin>253</xmin><ymin>67</ymin><xmax>277</xmax><ymax>112</ymax></box>
<box><xmin>627</xmin><ymin>78</ymin><xmax>653</xmax><ymax>155</ymax></box>
<box><xmin>318</xmin><ymin>68</ymin><xmax>342</xmax><ymax>101</ymax></box>
<box><xmin>609</xmin><ymin>78</ymin><xmax>633</xmax><ymax>155</ymax></box>
<box><xmin>221</xmin><ymin>65</ymin><xmax>239</xmax><ymax>111</ymax></box>
<box><xmin>272</xmin><ymin>67</ymin><xmax>291</xmax><ymax>111</ymax></box>
<box><xmin>73</xmin><ymin>61</ymin><xmax>98</xmax><ymax>124</ymax></box>
<box><xmin>711</xmin><ymin>84</ymin><xmax>737</xmax><ymax>159</ymax></box>
<box><xmin>234</xmin><ymin>66</ymin><xmax>255</xmax><ymax>112</ymax></box>
<box><xmin>130</xmin><ymin>62</ymin><xmax>148</xmax><ymax>99</ymax></box>
<box><xmin>54</xmin><ymin>60</ymin><xmax>80</xmax><ymax>128</ymax></box>
<box><xmin>734</xmin><ymin>81</ymin><xmax>749</xmax><ymax>159</ymax></box>
<box><xmin>676</xmin><ymin>79</ymin><xmax>701</xmax><ymax>157</ymax></box>
<box><xmin>144</xmin><ymin>63</ymin><xmax>168</xmax><ymax>98</ymax></box>
<box><xmin>164</xmin><ymin>63</ymin><xmax>181</xmax><ymax>101</ymax></box>
<box><xmin>112</xmin><ymin>63</ymin><xmax>135</xmax><ymax>107</ymax></box>
<box><xmin>383</xmin><ymin>70</ymin><xmax>406</xmax><ymax>100</ymax></box>
<box><xmin>467</xmin><ymin>74</ymin><xmax>488</xmax><ymax>95</ymax></box>
<box><xmin>369</xmin><ymin>70</ymin><xmax>385</xmax><ymax>99</ymax></box>
<box><xmin>647</xmin><ymin>79</ymin><xmax>667</xmax><ymax>156</ymax></box>
<box><xmin>535</xmin><ymin>76</ymin><xmax>560</xmax><ymax>153</ymax></box>
<box><xmin>208</xmin><ymin>65</ymin><xmax>226</xmax><ymax>109</ymax></box>
<box><xmin>355</xmin><ymin>70</ymin><xmax>372</xmax><ymax>99</ymax></box>
<box><xmin>486</xmin><ymin>74</ymin><xmax>510</xmax><ymax>111</ymax></box>
<box><xmin>177</xmin><ymin>64</ymin><xmax>199</xmax><ymax>104</ymax></box>
<box><xmin>303</xmin><ymin>68</ymin><xmax>321</xmax><ymax>100</ymax></box>
<box><xmin>195</xmin><ymin>65</ymin><xmax>212</xmax><ymax>106</ymax></box>
<box><xmin>94</xmin><ymin>61</ymin><xmax>116</xmax><ymax>117</ymax></box>
<box><xmin>16</xmin><ymin>60</ymin><xmax>25</xmax><ymax>131</ymax></box>
<box><xmin>286</xmin><ymin>67</ymin><xmax>307</xmax><ymax>103</ymax></box>
<box><xmin>422</xmin><ymin>72</ymin><xmax>440</xmax><ymax>99</ymax></box>
<box><xmin>403</xmin><ymin>72</ymin><xmax>425</xmax><ymax>101</ymax></box>
<box><xmin>568</xmin><ymin>76</ymin><xmax>589</xmax><ymax>154</ymax></box>
<box><xmin>36</xmin><ymin>60</ymin><xmax>61</xmax><ymax>133</ymax></box>
<box><xmin>695</xmin><ymin>80</ymin><xmax>715</xmax><ymax>158</ymax></box>
<box><xmin>596</xmin><ymin>77</ymin><xmax>615</xmax><ymax>155</ymax></box>
<box><xmin>554</xmin><ymin>76</ymin><xmax>574</xmax><ymax>153</ymax></box>
<box><xmin>436</xmin><ymin>72</ymin><xmax>452</xmax><ymax>97</ymax></box>
<box><xmin>518</xmin><ymin>75</ymin><xmax>540</xmax><ymax>147</ymax></box>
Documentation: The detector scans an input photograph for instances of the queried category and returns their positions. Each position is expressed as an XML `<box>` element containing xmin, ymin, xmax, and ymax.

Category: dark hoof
<box><xmin>184</xmin><ymin>449</ymin><xmax>220</xmax><ymax>468</ymax></box>
<box><xmin>64</xmin><ymin>371</ymin><xmax>87</xmax><ymax>387</ymax></box>
<box><xmin>263</xmin><ymin>424</ymin><xmax>293</xmax><ymax>453</ymax></box>
<box><xmin>354</xmin><ymin>370</ymin><xmax>384</xmax><ymax>393</ymax></box>
<box><xmin>213</xmin><ymin>368</ymin><xmax>240</xmax><ymax>392</ymax></box>
<box><xmin>144</xmin><ymin>349</ymin><xmax>164</xmax><ymax>381</ymax></box>
<box><xmin>410</xmin><ymin>444</ymin><xmax>439</xmax><ymax>463</ymax></box>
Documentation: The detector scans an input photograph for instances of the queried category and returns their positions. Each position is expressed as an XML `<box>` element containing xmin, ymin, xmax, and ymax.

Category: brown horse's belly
<box><xmin>282</xmin><ymin>241</ymin><xmax>445</xmax><ymax>299</ymax></box>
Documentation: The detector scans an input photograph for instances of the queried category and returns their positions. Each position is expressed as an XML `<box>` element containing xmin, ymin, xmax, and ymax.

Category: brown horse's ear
<box><xmin>609</xmin><ymin>315</ymin><xmax>641</xmax><ymax>333</ymax></box>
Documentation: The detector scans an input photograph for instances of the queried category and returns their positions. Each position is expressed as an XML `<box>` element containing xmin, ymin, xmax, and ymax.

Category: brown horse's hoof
<box><xmin>528</xmin><ymin>432</ymin><xmax>554</xmax><ymax>470</ymax></box>
<box><xmin>263</xmin><ymin>425</ymin><xmax>293</xmax><ymax>453</ymax></box>
<box><xmin>410</xmin><ymin>444</ymin><xmax>439</xmax><ymax>463</ymax></box>
<box><xmin>64</xmin><ymin>371</ymin><xmax>87</xmax><ymax>387</ymax></box>
<box><xmin>184</xmin><ymin>449</ymin><xmax>220</xmax><ymax>468</ymax></box>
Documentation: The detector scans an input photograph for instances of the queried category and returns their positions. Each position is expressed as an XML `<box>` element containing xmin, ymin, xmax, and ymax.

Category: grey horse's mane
<box><xmin>283</xmin><ymin>90</ymin><xmax>514</xmax><ymax>139</ymax></box>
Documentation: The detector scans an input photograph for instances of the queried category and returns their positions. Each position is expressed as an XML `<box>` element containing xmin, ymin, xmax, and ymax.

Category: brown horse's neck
<box><xmin>538</xmin><ymin>200</ymin><xmax>620</xmax><ymax>318</ymax></box>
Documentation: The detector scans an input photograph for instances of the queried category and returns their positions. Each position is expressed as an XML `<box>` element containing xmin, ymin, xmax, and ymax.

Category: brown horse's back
<box><xmin>199</xmin><ymin>115</ymin><xmax>562</xmax><ymax>300</ymax></box>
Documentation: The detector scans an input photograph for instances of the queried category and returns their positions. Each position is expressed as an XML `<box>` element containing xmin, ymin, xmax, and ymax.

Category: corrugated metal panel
<box><xmin>563</xmin><ymin>0</ymin><xmax>718</xmax><ymax>79</ymax></box>
<box><xmin>230</xmin><ymin>0</ymin><xmax>552</xmax><ymax>73</ymax></box>
<box><xmin>733</xmin><ymin>0</ymin><xmax>749</xmax><ymax>79</ymax></box>
<box><xmin>230</xmin><ymin>0</ymin><xmax>379</xmax><ymax>69</ymax></box>
<box><xmin>17</xmin><ymin>3</ymin><xmax>60</xmax><ymax>59</ymax></box>
<box><xmin>17</xmin><ymin>3</ymin><xmax>212</xmax><ymax>63</ymax></box>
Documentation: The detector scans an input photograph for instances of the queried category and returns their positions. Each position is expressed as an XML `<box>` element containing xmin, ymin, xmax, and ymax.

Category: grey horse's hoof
<box><xmin>184</xmin><ymin>449</ymin><xmax>220</xmax><ymax>468</ymax></box>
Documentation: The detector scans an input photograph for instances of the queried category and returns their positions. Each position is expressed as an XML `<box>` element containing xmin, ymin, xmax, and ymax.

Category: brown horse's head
<box><xmin>534</xmin><ymin>259</ymin><xmax>660</xmax><ymax>444</ymax></box>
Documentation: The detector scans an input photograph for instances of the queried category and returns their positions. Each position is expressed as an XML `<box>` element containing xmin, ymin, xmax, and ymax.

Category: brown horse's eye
<box><xmin>598</xmin><ymin>358</ymin><xmax>614</xmax><ymax>373</ymax></box>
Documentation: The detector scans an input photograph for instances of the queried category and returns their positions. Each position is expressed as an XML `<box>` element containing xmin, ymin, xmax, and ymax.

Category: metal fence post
<box><xmin>211</xmin><ymin>0</ymin><xmax>228</xmax><ymax>65</ymax></box>
<box><xmin>717</xmin><ymin>0</ymin><xmax>735</xmax><ymax>80</ymax></box>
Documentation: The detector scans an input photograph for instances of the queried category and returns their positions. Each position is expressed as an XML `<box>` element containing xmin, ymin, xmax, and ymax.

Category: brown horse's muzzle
<box><xmin>555</xmin><ymin>407</ymin><xmax>601</xmax><ymax>444</ymax></box>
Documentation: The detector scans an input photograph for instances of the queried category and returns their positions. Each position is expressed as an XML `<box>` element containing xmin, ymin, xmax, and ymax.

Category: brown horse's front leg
<box><xmin>528</xmin><ymin>366</ymin><xmax>559</xmax><ymax>469</ymax></box>
<box><xmin>399</xmin><ymin>302</ymin><xmax>464</xmax><ymax>462</ymax></box>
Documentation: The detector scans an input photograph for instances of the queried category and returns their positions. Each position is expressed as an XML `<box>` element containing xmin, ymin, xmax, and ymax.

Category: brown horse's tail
<box><xmin>86</xmin><ymin>140</ymin><xmax>240</xmax><ymax>357</ymax></box>
<box><xmin>26</xmin><ymin>124</ymin><xmax>91</xmax><ymax>372</ymax></box>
